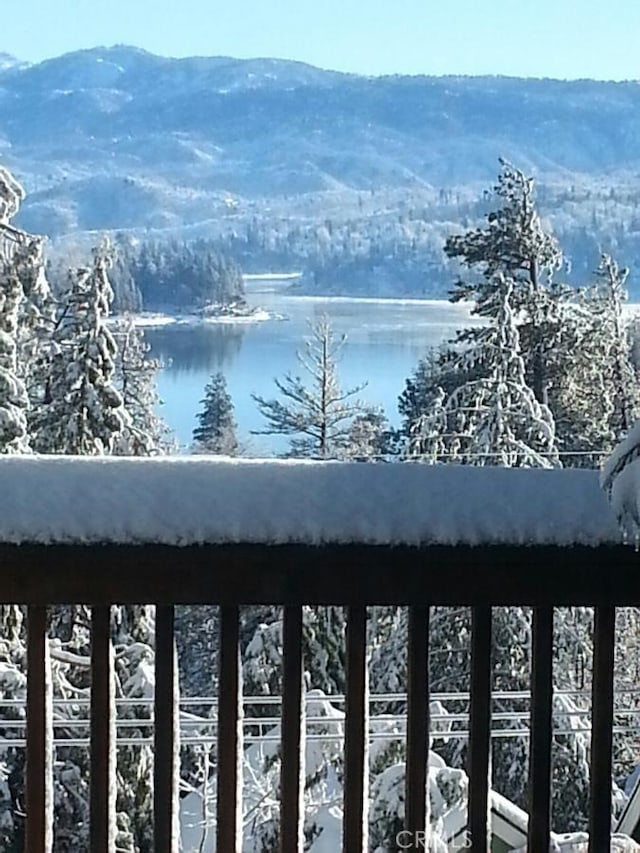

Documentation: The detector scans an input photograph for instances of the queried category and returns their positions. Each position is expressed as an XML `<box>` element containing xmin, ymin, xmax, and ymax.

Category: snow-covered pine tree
<box><xmin>592</xmin><ymin>254</ymin><xmax>637</xmax><ymax>442</ymax></box>
<box><xmin>14</xmin><ymin>236</ymin><xmax>53</xmax><ymax>395</ymax></box>
<box><xmin>31</xmin><ymin>242</ymin><xmax>128</xmax><ymax>454</ymax></box>
<box><xmin>243</xmin><ymin>607</ymin><xmax>346</xmax><ymax>699</ymax></box>
<box><xmin>192</xmin><ymin>372</ymin><xmax>238</xmax><ymax>455</ymax></box>
<box><xmin>445</xmin><ymin>159</ymin><xmax>564</xmax><ymax>407</ymax></box>
<box><xmin>0</xmin><ymin>168</ymin><xmax>52</xmax><ymax>357</ymax></box>
<box><xmin>399</xmin><ymin>349</ymin><xmax>446</xmax><ymax>440</ymax></box>
<box><xmin>399</xmin><ymin>346</ymin><xmax>482</xmax><ymax>461</ymax></box>
<box><xmin>417</xmin><ymin>275</ymin><xmax>559</xmax><ymax>467</ymax></box>
<box><xmin>407</xmin><ymin>387</ymin><xmax>447</xmax><ymax>462</ymax></box>
<box><xmin>548</xmin><ymin>293</ymin><xmax>615</xmax><ymax>468</ymax></box>
<box><xmin>113</xmin><ymin>319</ymin><xmax>174</xmax><ymax>456</ymax></box>
<box><xmin>252</xmin><ymin>315</ymin><xmax>375</xmax><ymax>458</ymax></box>
<box><xmin>0</xmin><ymin>252</ymin><xmax>30</xmax><ymax>453</ymax></box>
<box><xmin>341</xmin><ymin>407</ymin><xmax>394</xmax><ymax>460</ymax></box>
<box><xmin>0</xmin><ymin>168</ymin><xmax>38</xmax><ymax>454</ymax></box>
<box><xmin>0</xmin><ymin>170</ymin><xmax>54</xmax><ymax>447</ymax></box>
<box><xmin>550</xmin><ymin>254</ymin><xmax>638</xmax><ymax>467</ymax></box>
<box><xmin>106</xmin><ymin>239</ymin><xmax>143</xmax><ymax>314</ymax></box>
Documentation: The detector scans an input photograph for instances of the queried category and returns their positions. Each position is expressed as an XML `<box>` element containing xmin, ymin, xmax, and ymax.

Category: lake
<box><xmin>145</xmin><ymin>289</ymin><xmax>478</xmax><ymax>454</ymax></box>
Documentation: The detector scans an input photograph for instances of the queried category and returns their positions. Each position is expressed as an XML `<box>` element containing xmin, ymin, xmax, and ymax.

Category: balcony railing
<box><xmin>0</xmin><ymin>456</ymin><xmax>634</xmax><ymax>852</ymax></box>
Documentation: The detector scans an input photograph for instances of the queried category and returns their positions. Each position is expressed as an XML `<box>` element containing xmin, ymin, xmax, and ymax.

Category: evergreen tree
<box><xmin>0</xmin><ymin>247</ymin><xmax>31</xmax><ymax>453</ymax></box>
<box><xmin>243</xmin><ymin>607</ymin><xmax>346</xmax><ymax>698</ymax></box>
<box><xmin>31</xmin><ymin>243</ymin><xmax>128</xmax><ymax>454</ymax></box>
<box><xmin>14</xmin><ymin>234</ymin><xmax>54</xmax><ymax>406</ymax></box>
<box><xmin>548</xmin><ymin>291</ymin><xmax>617</xmax><ymax>467</ymax></box>
<box><xmin>445</xmin><ymin>159</ymin><xmax>564</xmax><ymax>406</ymax></box>
<box><xmin>192</xmin><ymin>372</ymin><xmax>238</xmax><ymax>455</ymax></box>
<box><xmin>399</xmin><ymin>347</ymin><xmax>482</xmax><ymax>460</ymax></box>
<box><xmin>408</xmin><ymin>276</ymin><xmax>558</xmax><ymax>467</ymax></box>
<box><xmin>122</xmin><ymin>239</ymin><xmax>245</xmax><ymax>311</ymax></box>
<box><xmin>341</xmin><ymin>407</ymin><xmax>393</xmax><ymax>460</ymax></box>
<box><xmin>107</xmin><ymin>237</ymin><xmax>143</xmax><ymax>313</ymax></box>
<box><xmin>0</xmin><ymin>168</ymin><xmax>45</xmax><ymax>454</ymax></box>
<box><xmin>550</xmin><ymin>254</ymin><xmax>638</xmax><ymax>466</ymax></box>
<box><xmin>113</xmin><ymin>319</ymin><xmax>174</xmax><ymax>455</ymax></box>
<box><xmin>592</xmin><ymin>254</ymin><xmax>637</xmax><ymax>441</ymax></box>
<box><xmin>252</xmin><ymin>315</ymin><xmax>375</xmax><ymax>458</ymax></box>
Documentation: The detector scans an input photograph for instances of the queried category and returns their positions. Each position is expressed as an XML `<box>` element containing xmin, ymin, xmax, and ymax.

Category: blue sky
<box><xmin>4</xmin><ymin>0</ymin><xmax>640</xmax><ymax>79</ymax></box>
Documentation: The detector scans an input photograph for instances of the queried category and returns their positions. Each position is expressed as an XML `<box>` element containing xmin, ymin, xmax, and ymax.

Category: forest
<box><xmin>46</xmin><ymin>237</ymin><xmax>246</xmax><ymax>314</ymax></box>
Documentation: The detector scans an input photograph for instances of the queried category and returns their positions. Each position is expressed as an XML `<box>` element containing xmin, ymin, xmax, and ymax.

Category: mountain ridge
<box><xmin>7</xmin><ymin>44</ymin><xmax>640</xmax><ymax>84</ymax></box>
<box><xmin>2</xmin><ymin>46</ymin><xmax>640</xmax><ymax>296</ymax></box>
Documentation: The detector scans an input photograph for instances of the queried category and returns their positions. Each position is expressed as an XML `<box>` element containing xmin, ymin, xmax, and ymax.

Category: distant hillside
<box><xmin>3</xmin><ymin>46</ymin><xmax>640</xmax><ymax>295</ymax></box>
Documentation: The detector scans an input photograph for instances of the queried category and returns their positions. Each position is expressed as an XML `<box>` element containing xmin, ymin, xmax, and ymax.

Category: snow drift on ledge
<box><xmin>0</xmin><ymin>457</ymin><xmax>621</xmax><ymax>547</ymax></box>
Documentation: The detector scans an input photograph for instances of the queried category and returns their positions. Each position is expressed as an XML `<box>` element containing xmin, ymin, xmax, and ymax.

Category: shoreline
<box><xmin>109</xmin><ymin>295</ymin><xmax>478</xmax><ymax>329</ymax></box>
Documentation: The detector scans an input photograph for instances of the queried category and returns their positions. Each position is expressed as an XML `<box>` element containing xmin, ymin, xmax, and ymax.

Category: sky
<box><xmin>3</xmin><ymin>0</ymin><xmax>640</xmax><ymax>80</ymax></box>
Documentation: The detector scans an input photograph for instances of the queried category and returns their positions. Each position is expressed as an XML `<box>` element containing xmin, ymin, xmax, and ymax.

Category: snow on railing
<box><xmin>0</xmin><ymin>455</ymin><xmax>622</xmax><ymax>546</ymax></box>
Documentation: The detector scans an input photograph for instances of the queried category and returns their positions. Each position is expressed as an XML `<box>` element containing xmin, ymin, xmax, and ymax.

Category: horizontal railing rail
<box><xmin>2</xmin><ymin>685</ymin><xmax>621</xmax><ymax>707</ymax></box>
<box><xmin>4</xmin><ymin>542</ymin><xmax>636</xmax><ymax>852</ymax></box>
<box><xmin>0</xmin><ymin>543</ymin><xmax>635</xmax><ymax>605</ymax></box>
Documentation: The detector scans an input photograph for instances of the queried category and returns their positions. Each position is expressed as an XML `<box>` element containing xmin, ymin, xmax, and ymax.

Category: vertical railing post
<box><xmin>154</xmin><ymin>605</ymin><xmax>180</xmax><ymax>853</ymax></box>
<box><xmin>588</xmin><ymin>605</ymin><xmax>615</xmax><ymax>853</ymax></box>
<box><xmin>90</xmin><ymin>605</ymin><xmax>116</xmax><ymax>852</ymax></box>
<box><xmin>528</xmin><ymin>606</ymin><xmax>554</xmax><ymax>852</ymax></box>
<box><xmin>405</xmin><ymin>605</ymin><xmax>430</xmax><ymax>851</ymax></box>
<box><xmin>217</xmin><ymin>605</ymin><xmax>242</xmax><ymax>853</ymax></box>
<box><xmin>468</xmin><ymin>606</ymin><xmax>492</xmax><ymax>853</ymax></box>
<box><xmin>343</xmin><ymin>605</ymin><xmax>368</xmax><ymax>853</ymax></box>
<box><xmin>26</xmin><ymin>605</ymin><xmax>53</xmax><ymax>853</ymax></box>
<box><xmin>280</xmin><ymin>606</ymin><xmax>304</xmax><ymax>853</ymax></box>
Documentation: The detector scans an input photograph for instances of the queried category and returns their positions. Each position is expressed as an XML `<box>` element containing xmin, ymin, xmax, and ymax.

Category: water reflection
<box><xmin>145</xmin><ymin>324</ymin><xmax>246</xmax><ymax>373</ymax></box>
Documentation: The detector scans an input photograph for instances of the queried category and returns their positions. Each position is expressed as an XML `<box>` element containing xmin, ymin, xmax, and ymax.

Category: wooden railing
<box><xmin>7</xmin><ymin>541</ymin><xmax>639</xmax><ymax>853</ymax></box>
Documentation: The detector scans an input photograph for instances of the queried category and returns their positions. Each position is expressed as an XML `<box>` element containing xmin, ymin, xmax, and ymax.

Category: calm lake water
<box><xmin>145</xmin><ymin>289</ymin><xmax>478</xmax><ymax>453</ymax></box>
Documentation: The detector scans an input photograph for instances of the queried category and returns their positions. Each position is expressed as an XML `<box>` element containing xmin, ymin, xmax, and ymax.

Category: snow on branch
<box><xmin>0</xmin><ymin>167</ymin><xmax>24</xmax><ymax>224</ymax></box>
<box><xmin>0</xmin><ymin>456</ymin><xmax>620</xmax><ymax>547</ymax></box>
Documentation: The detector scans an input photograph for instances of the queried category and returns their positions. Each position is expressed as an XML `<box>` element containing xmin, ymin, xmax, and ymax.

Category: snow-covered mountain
<box><xmin>2</xmin><ymin>46</ymin><xmax>640</xmax><ymax>239</ymax></box>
